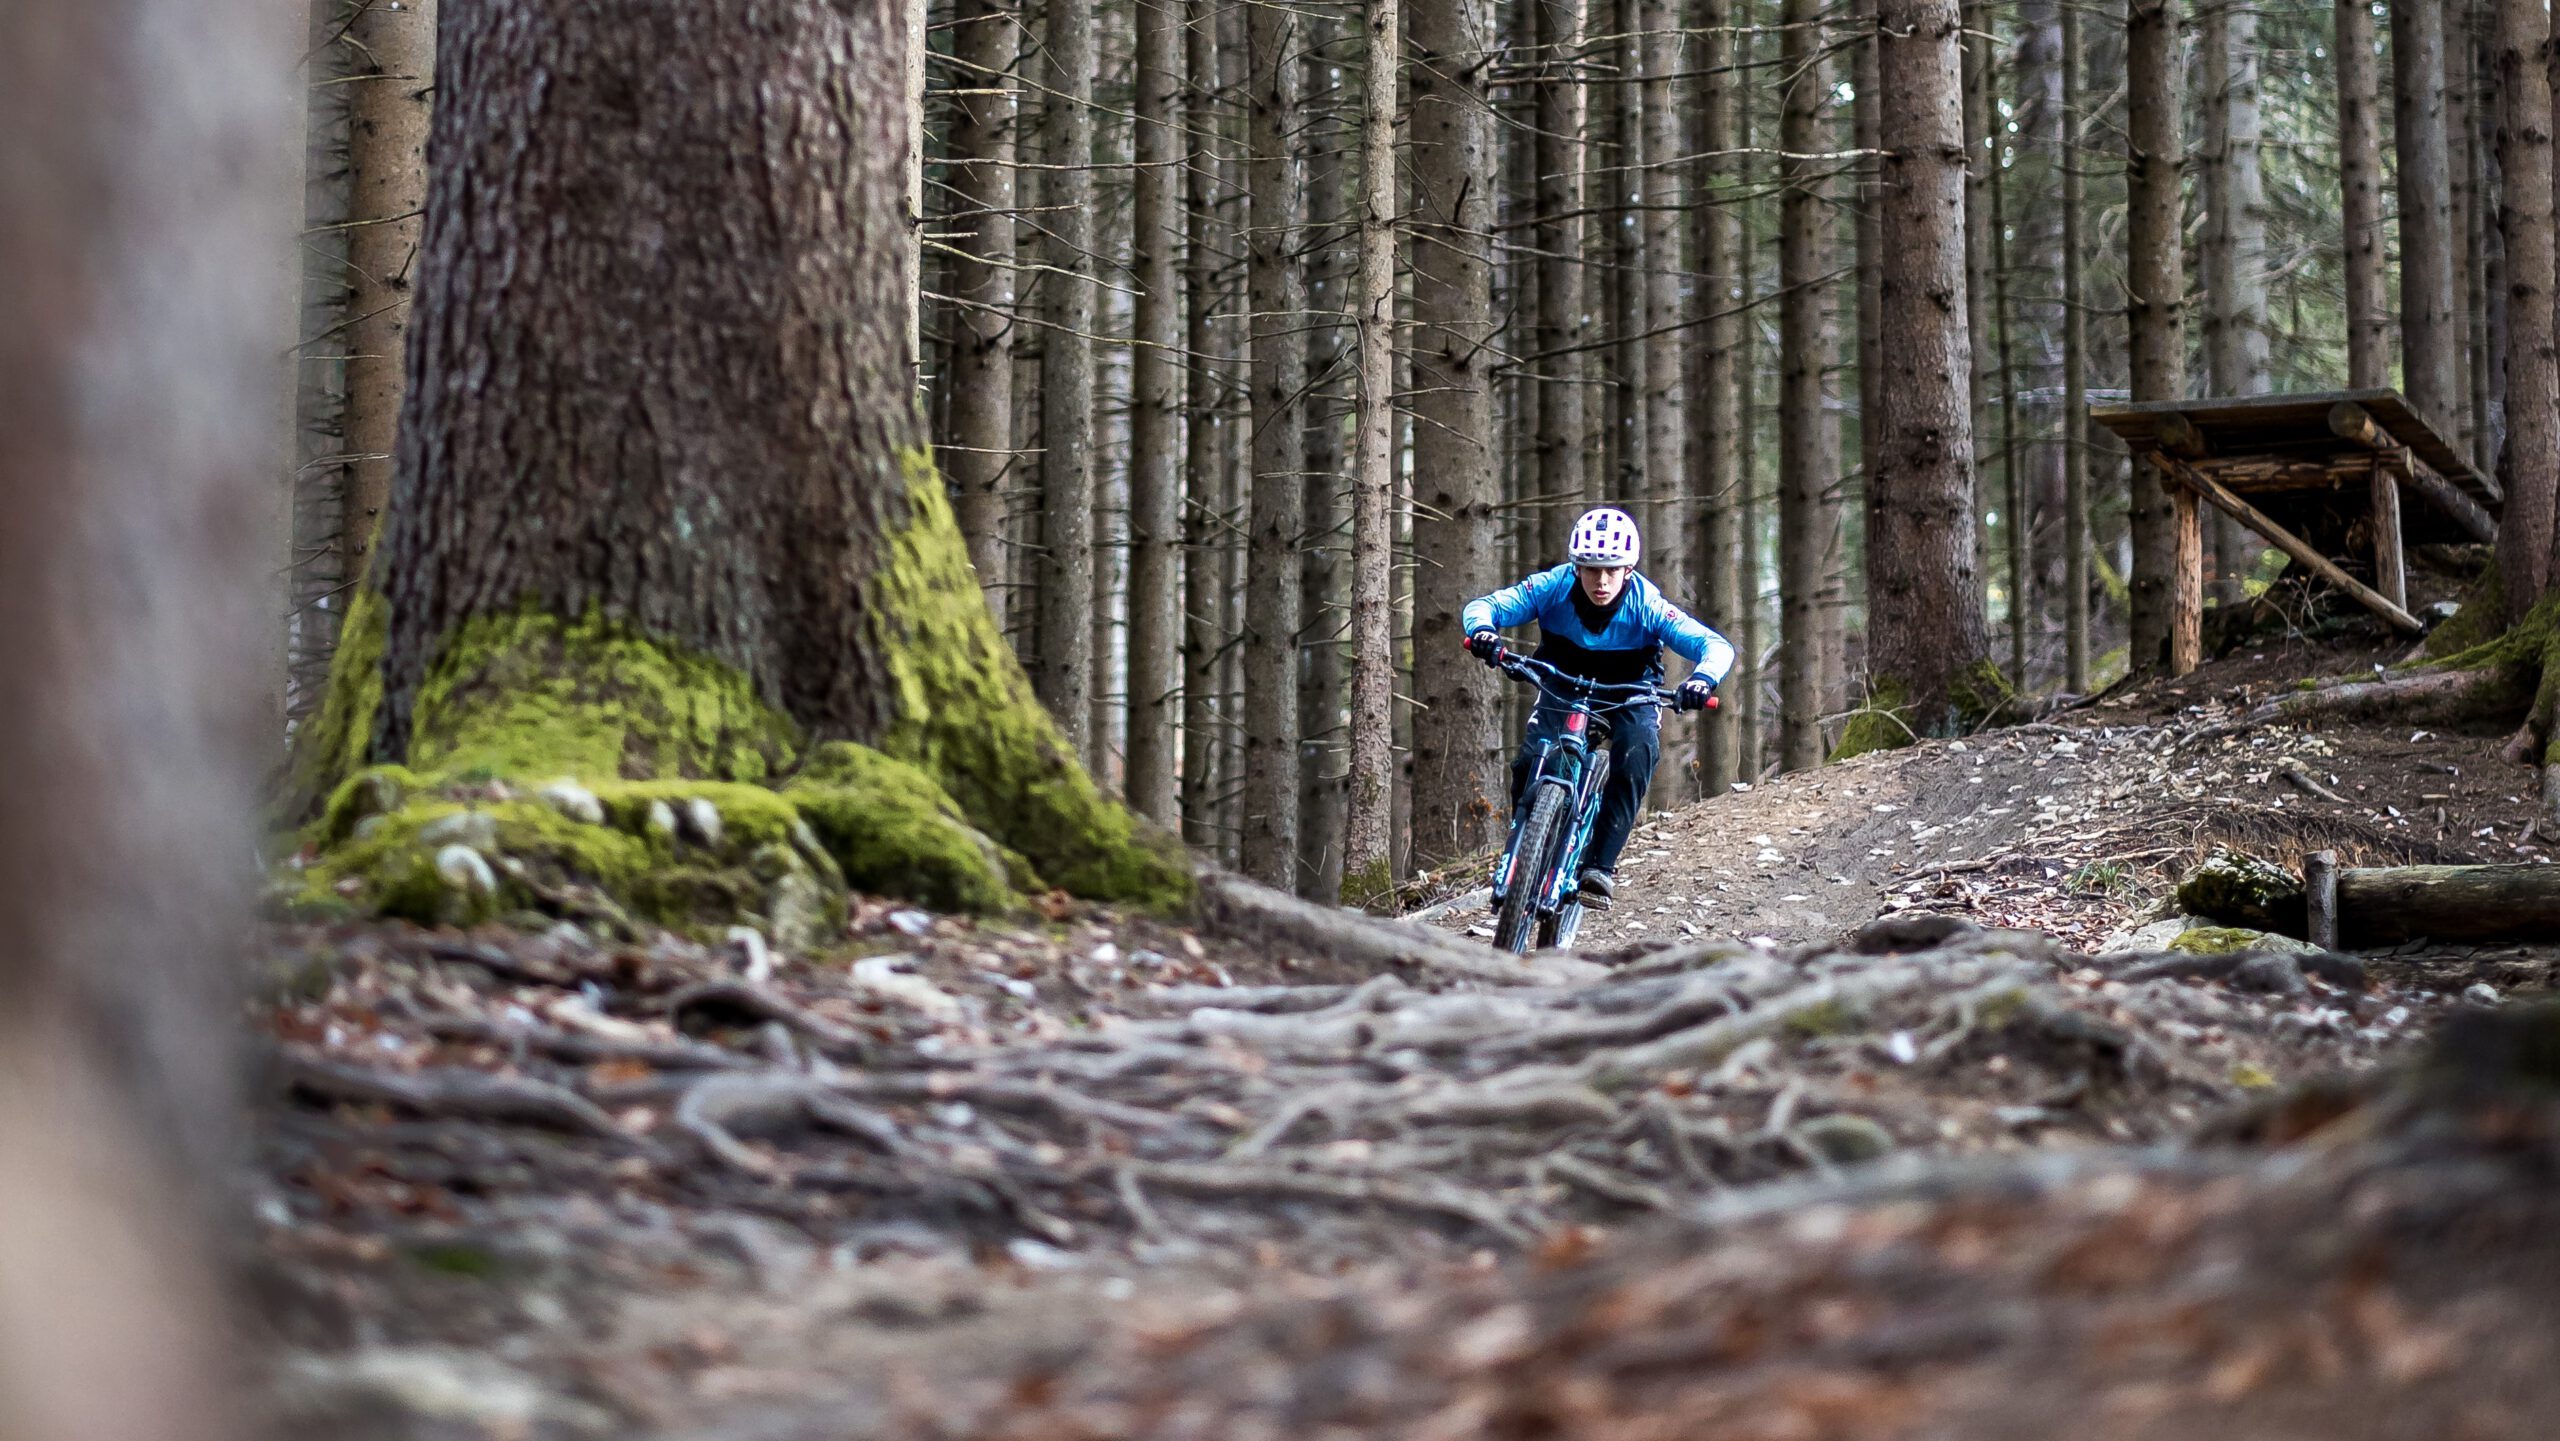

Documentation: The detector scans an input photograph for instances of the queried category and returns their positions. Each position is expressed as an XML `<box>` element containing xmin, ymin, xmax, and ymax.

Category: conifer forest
<box><xmin>13</xmin><ymin>0</ymin><xmax>2560</xmax><ymax>1435</ymax></box>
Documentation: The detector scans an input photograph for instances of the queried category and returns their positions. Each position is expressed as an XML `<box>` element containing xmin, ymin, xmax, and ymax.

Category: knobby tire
<box><xmin>1495</xmin><ymin>786</ymin><xmax>1571</xmax><ymax>954</ymax></box>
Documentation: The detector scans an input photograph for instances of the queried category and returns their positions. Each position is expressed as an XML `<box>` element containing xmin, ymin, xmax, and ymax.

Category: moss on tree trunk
<box><xmin>274</xmin><ymin>1</ymin><xmax>1186</xmax><ymax>935</ymax></box>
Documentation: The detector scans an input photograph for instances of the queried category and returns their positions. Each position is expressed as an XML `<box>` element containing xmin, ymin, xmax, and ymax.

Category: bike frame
<box><xmin>1489</xmin><ymin>656</ymin><xmax>1676</xmax><ymax>926</ymax></box>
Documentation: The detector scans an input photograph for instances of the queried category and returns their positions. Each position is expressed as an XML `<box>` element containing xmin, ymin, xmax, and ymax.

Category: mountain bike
<box><xmin>1487</xmin><ymin>653</ymin><xmax>1705</xmax><ymax>954</ymax></box>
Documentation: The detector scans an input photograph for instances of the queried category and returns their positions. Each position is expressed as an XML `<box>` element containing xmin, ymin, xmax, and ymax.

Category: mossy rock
<box><xmin>1832</xmin><ymin>662</ymin><xmax>2018</xmax><ymax>762</ymax></box>
<box><xmin>2167</xmin><ymin>925</ymin><xmax>2317</xmax><ymax>957</ymax></box>
<box><xmin>2174</xmin><ymin>849</ymin><xmax>2305</xmax><ymax>934</ymax></box>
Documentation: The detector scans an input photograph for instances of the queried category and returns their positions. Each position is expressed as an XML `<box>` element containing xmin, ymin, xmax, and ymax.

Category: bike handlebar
<box><xmin>1495</xmin><ymin>652</ymin><xmax>1710</xmax><ymax>711</ymax></box>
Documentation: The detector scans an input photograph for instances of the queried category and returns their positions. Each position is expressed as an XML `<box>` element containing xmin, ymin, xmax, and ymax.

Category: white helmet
<box><xmin>1567</xmin><ymin>507</ymin><xmax>1642</xmax><ymax>567</ymax></box>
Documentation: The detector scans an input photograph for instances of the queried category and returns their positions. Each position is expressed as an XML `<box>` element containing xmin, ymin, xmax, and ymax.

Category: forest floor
<box><xmin>251</xmin><ymin>628</ymin><xmax>2560</xmax><ymax>1441</ymax></box>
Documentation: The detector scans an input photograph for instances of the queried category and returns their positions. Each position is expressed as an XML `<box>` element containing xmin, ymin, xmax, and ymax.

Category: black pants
<box><xmin>1508</xmin><ymin>697</ymin><xmax>1659</xmax><ymax>876</ymax></box>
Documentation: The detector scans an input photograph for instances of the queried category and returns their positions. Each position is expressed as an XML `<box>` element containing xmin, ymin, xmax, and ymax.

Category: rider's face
<box><xmin>1577</xmin><ymin>565</ymin><xmax>1630</xmax><ymax>607</ymax></box>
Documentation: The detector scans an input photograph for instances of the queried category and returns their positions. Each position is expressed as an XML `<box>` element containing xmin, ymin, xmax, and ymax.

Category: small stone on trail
<box><xmin>886</xmin><ymin>908</ymin><xmax>934</xmax><ymax>938</ymax></box>
<box><xmin>537</xmin><ymin>780</ymin><xmax>604</xmax><ymax>825</ymax></box>
<box><xmin>417</xmin><ymin>810</ymin><xmax>499</xmax><ymax>852</ymax></box>
<box><xmin>2464</xmin><ymin>983</ymin><xmax>2502</xmax><ymax>1007</ymax></box>
<box><xmin>644</xmin><ymin>799</ymin><xmax>679</xmax><ymax>844</ymax></box>
<box><xmin>1792</xmin><ymin>1113</ymin><xmax>1895</xmax><ymax>1165</ymax></box>
<box><xmin>683</xmin><ymin>796</ymin><xmax>724</xmax><ymax>848</ymax></box>
<box><xmin>1851</xmin><ymin>912</ymin><xmax>1979</xmax><ymax>954</ymax></box>
<box><xmin>433</xmin><ymin>844</ymin><xmax>496</xmax><ymax>898</ymax></box>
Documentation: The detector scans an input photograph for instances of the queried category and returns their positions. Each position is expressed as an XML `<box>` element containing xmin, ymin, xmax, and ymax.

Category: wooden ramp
<box><xmin>2089</xmin><ymin>389</ymin><xmax>2501</xmax><ymax>676</ymax></box>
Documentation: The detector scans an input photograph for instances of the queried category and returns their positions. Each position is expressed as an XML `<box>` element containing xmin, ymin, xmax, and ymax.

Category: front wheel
<box><xmin>1494</xmin><ymin>786</ymin><xmax>1571</xmax><ymax>954</ymax></box>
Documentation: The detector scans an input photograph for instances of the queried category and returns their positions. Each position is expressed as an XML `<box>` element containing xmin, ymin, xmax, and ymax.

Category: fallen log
<box><xmin>2335</xmin><ymin>864</ymin><xmax>2560</xmax><ymax>945</ymax></box>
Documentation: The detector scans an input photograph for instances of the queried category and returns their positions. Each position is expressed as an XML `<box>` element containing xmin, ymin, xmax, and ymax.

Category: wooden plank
<box><xmin>2149</xmin><ymin>452</ymin><xmax>2426</xmax><ymax>634</ymax></box>
<box><xmin>2171</xmin><ymin>484</ymin><xmax>2202</xmax><ymax>675</ymax></box>
<box><xmin>2326</xmin><ymin>401</ymin><xmax>2385</xmax><ymax>450</ymax></box>
<box><xmin>2091</xmin><ymin>387</ymin><xmax>2496</xmax><ymax>506</ymax></box>
<box><xmin>2369</xmin><ymin>456</ymin><xmax>2406</xmax><ymax>611</ymax></box>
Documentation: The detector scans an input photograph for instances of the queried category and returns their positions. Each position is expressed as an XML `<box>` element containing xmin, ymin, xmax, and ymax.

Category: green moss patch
<box><xmin>2175</xmin><ymin>848</ymin><xmax>2305</xmax><ymax>934</ymax></box>
<box><xmin>785</xmin><ymin>742</ymin><xmax>1015</xmax><ymax>915</ymax></box>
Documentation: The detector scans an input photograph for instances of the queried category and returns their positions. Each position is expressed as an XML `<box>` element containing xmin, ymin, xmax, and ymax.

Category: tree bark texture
<box><xmin>2061</xmin><ymin>0</ymin><xmax>2091</xmax><ymax>690</ymax></box>
<box><xmin>2337</xmin><ymin>865</ymin><xmax>2560</xmax><ymax>945</ymax></box>
<box><xmin>1960</xmin><ymin>0</ymin><xmax>1995</xmax><ymax>611</ymax></box>
<box><xmin>2201</xmin><ymin>0</ymin><xmax>2268</xmax><ymax>401</ymax></box>
<box><xmin>1867</xmin><ymin>0</ymin><xmax>1987</xmax><ymax>736</ymax></box>
<box><xmin>1409</xmin><ymin>0</ymin><xmax>1502</xmax><ymax>866</ymax></box>
<box><xmin>2393</xmin><ymin>0</ymin><xmax>2463</xmax><ymax>435</ymax></box>
<box><xmin>1533</xmin><ymin>0</ymin><xmax>1587</xmax><ymax>564</ymax></box>
<box><xmin>945</xmin><ymin>0</ymin><xmax>1019</xmax><ymax>604</ymax></box>
<box><xmin>2124</xmin><ymin>0</ymin><xmax>2184</xmax><ymax>670</ymax></box>
<box><xmin>1606</xmin><ymin>0</ymin><xmax>1645</xmax><ymax>504</ymax></box>
<box><xmin>0</xmin><ymin>2</ymin><xmax>295</xmax><ymax>1435</ymax></box>
<box><xmin>1639</xmin><ymin>0</ymin><xmax>1686</xmax><ymax>634</ymax></box>
<box><xmin>337</xmin><ymin>0</ymin><xmax>438</xmax><ymax>579</ymax></box>
<box><xmin>352</xmin><ymin>0</ymin><xmax>1169</xmax><ymax>903</ymax></box>
<box><xmin>2498</xmin><ymin>0</ymin><xmax>2560</xmax><ymax>614</ymax></box>
<box><xmin>1778</xmin><ymin>0</ymin><xmax>1831</xmax><ymax>771</ymax></box>
<box><xmin>1301</xmin><ymin>18</ymin><xmax>1351</xmax><ymax>901</ymax></box>
<box><xmin>1243</xmin><ymin>0</ymin><xmax>1306</xmax><ymax>883</ymax></box>
<box><xmin>1126</xmin><ymin>0</ymin><xmax>1185</xmax><ymax>826</ymax></box>
<box><xmin>1182</xmin><ymin>0</ymin><xmax>1234</xmax><ymax>849</ymax></box>
<box><xmin>2337</xmin><ymin>0</ymin><xmax>2389</xmax><ymax>390</ymax></box>
<box><xmin>1694</xmin><ymin>0</ymin><xmax>1743</xmax><ymax>796</ymax></box>
<box><xmin>2498</xmin><ymin>0</ymin><xmax>2558</xmax><ymax>616</ymax></box>
<box><xmin>1347</xmin><ymin>0</ymin><xmax>1401</xmax><ymax>901</ymax></box>
<box><xmin>1034</xmin><ymin>0</ymin><xmax>1099</xmax><ymax>757</ymax></box>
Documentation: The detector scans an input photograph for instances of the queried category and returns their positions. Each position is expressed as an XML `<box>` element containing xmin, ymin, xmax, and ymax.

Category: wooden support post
<box><xmin>2369</xmin><ymin>456</ymin><xmax>2406</xmax><ymax>611</ymax></box>
<box><xmin>2304</xmin><ymin>850</ymin><xmax>2338</xmax><ymax>951</ymax></box>
<box><xmin>2170</xmin><ymin>482</ymin><xmax>2203</xmax><ymax>675</ymax></box>
<box><xmin>2152</xmin><ymin>452</ymin><xmax>2426</xmax><ymax>634</ymax></box>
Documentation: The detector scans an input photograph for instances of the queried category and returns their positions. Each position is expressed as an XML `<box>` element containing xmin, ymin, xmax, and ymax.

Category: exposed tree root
<box><xmin>1118</xmin><ymin>1160</ymin><xmax>1536</xmax><ymax>1246</ymax></box>
<box><xmin>279</xmin><ymin>1053</ymin><xmax>638</xmax><ymax>1144</ymax></box>
<box><xmin>2186</xmin><ymin>667</ymin><xmax>2513</xmax><ymax>745</ymax></box>
<box><xmin>1192</xmin><ymin>870</ymin><xmax>1604</xmax><ymax>986</ymax></box>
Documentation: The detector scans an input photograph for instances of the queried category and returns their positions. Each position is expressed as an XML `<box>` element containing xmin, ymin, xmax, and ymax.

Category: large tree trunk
<box><xmin>1242</xmin><ymin>0</ymin><xmax>1306</xmax><ymax>885</ymax></box>
<box><xmin>1034</xmin><ymin>0</ymin><xmax>1099</xmax><ymax>757</ymax></box>
<box><xmin>1960</xmin><ymin>0</ymin><xmax>1995</xmax><ymax>615</ymax></box>
<box><xmin>336</xmin><ymin>0</ymin><xmax>438</xmax><ymax>578</ymax></box>
<box><xmin>1737</xmin><ymin>25</ymin><xmax>1767</xmax><ymax>779</ymax></box>
<box><xmin>1777</xmin><ymin>0</ymin><xmax>1832</xmax><ymax>771</ymax></box>
<box><xmin>2338</xmin><ymin>0</ymin><xmax>2389</xmax><ymax>389</ymax></box>
<box><xmin>1127</xmin><ymin>0</ymin><xmax>1184</xmax><ymax>826</ymax></box>
<box><xmin>1182</xmin><ymin>1</ymin><xmax>1234</xmax><ymax>850</ymax></box>
<box><xmin>2394</xmin><ymin>0</ymin><xmax>2463</xmax><ymax>435</ymax></box>
<box><xmin>0</xmin><ymin>2</ymin><xmax>294</xmax><ymax>1434</ymax></box>
<box><xmin>945</xmin><ymin>0</ymin><xmax>1019</xmax><ymax>603</ymax></box>
<box><xmin>1694</xmin><ymin>0</ymin><xmax>1744</xmax><ymax>797</ymax></box>
<box><xmin>1346</xmin><ymin>0</ymin><xmax>1401</xmax><ymax>904</ymax></box>
<box><xmin>1863</xmin><ymin>0</ymin><xmax>1987</xmax><ymax>742</ymax></box>
<box><xmin>2200</xmin><ymin>0</ymin><xmax>2267</xmax><ymax>597</ymax></box>
<box><xmin>1533</xmin><ymin>0</ymin><xmax>1588</xmax><ymax>565</ymax></box>
<box><xmin>1408</xmin><ymin>0</ymin><xmax>1501</xmax><ymax>867</ymax></box>
<box><xmin>2499</xmin><ymin>0</ymin><xmax>2560</xmax><ymax>615</ymax></box>
<box><xmin>2124</xmin><ymin>0</ymin><xmax>2184</xmax><ymax>670</ymax></box>
<box><xmin>1301</xmin><ymin>18</ymin><xmax>1352</xmax><ymax>901</ymax></box>
<box><xmin>2061</xmin><ymin>0</ymin><xmax>2091</xmax><ymax>690</ymax></box>
<box><xmin>295</xmin><ymin>0</ymin><xmax>1182</xmax><ymax>912</ymax></box>
<box><xmin>1639</xmin><ymin>0</ymin><xmax>1687</xmax><ymax>623</ymax></box>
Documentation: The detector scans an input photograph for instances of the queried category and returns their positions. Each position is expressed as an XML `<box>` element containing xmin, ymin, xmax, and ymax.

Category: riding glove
<box><xmin>1675</xmin><ymin>675</ymin><xmax>1717</xmax><ymax>712</ymax></box>
<box><xmin>1464</xmin><ymin>629</ymin><xmax>1505</xmax><ymax>665</ymax></box>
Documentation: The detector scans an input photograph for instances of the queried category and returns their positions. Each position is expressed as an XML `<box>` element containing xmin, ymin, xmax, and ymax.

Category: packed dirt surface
<box><xmin>251</xmin><ymin>635</ymin><xmax>2560</xmax><ymax>1440</ymax></box>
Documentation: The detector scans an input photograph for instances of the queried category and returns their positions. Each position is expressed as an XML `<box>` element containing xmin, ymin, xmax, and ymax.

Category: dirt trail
<box><xmin>253</xmin><ymin>643</ymin><xmax>2560</xmax><ymax>1440</ymax></box>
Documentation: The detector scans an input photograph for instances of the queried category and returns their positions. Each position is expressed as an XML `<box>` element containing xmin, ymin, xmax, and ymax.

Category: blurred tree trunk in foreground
<box><xmin>0</xmin><ymin>2</ymin><xmax>295</xmax><ymax>1437</ymax></box>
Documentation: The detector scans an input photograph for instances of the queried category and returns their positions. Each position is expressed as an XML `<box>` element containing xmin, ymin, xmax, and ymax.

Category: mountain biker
<box><xmin>1461</xmin><ymin>506</ymin><xmax>1735</xmax><ymax>910</ymax></box>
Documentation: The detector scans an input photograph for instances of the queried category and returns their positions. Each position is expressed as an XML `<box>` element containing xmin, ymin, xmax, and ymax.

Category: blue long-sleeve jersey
<box><xmin>1462</xmin><ymin>564</ymin><xmax>1736</xmax><ymax>688</ymax></box>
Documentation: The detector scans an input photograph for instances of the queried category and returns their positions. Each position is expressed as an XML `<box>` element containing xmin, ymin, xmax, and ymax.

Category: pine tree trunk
<box><xmin>1607</xmin><ymin>0</ymin><xmax>1645</xmax><ymax>505</ymax></box>
<box><xmin>1737</xmin><ymin>22</ymin><xmax>1767</xmax><ymax>778</ymax></box>
<box><xmin>2338</xmin><ymin>0</ymin><xmax>2389</xmax><ymax>389</ymax></box>
<box><xmin>2124</xmin><ymin>0</ymin><xmax>2184</xmax><ymax>669</ymax></box>
<box><xmin>1639</xmin><ymin>0</ymin><xmax>1687</xmax><ymax>663</ymax></box>
<box><xmin>2464</xmin><ymin>3</ymin><xmax>2499</xmax><ymax>469</ymax></box>
<box><xmin>1182</xmin><ymin>1</ymin><xmax>1232</xmax><ymax>849</ymax></box>
<box><xmin>1300</xmin><ymin>18</ymin><xmax>1351</xmax><ymax>900</ymax></box>
<box><xmin>1777</xmin><ymin>0</ymin><xmax>1831</xmax><ymax>770</ymax></box>
<box><xmin>325</xmin><ymin>0</ymin><xmax>1178</xmax><ymax>905</ymax></box>
<box><xmin>2016</xmin><ymin>0</ymin><xmax>2066</xmax><ymax>670</ymax></box>
<box><xmin>2199</xmin><ymin>0</ymin><xmax>2264</xmax><ymax>595</ymax></box>
<box><xmin>1695</xmin><ymin>0</ymin><xmax>1743</xmax><ymax>797</ymax></box>
<box><xmin>1533</xmin><ymin>0</ymin><xmax>1587</xmax><ymax>563</ymax></box>
<box><xmin>2061</xmin><ymin>0</ymin><xmax>2092</xmax><ymax>690</ymax></box>
<box><xmin>1408</xmin><ymin>0</ymin><xmax>1502</xmax><ymax>865</ymax></box>
<box><xmin>1242</xmin><ymin>0</ymin><xmax>1306</xmax><ymax>884</ymax></box>
<box><xmin>2394</xmin><ymin>0</ymin><xmax>2462</xmax><ymax>434</ymax></box>
<box><xmin>1960</xmin><ymin>0</ymin><xmax>1995</xmax><ymax>611</ymax></box>
<box><xmin>1</xmin><ymin>4</ymin><xmax>292</xmax><ymax>1433</ymax></box>
<box><xmin>2443</xmin><ymin>0</ymin><xmax>2477</xmax><ymax>460</ymax></box>
<box><xmin>337</xmin><ymin>0</ymin><xmax>437</xmax><ymax>578</ymax></box>
<box><xmin>1865</xmin><ymin>0</ymin><xmax>1987</xmax><ymax>738</ymax></box>
<box><xmin>1988</xmin><ymin>74</ymin><xmax>2027</xmax><ymax>686</ymax></box>
<box><xmin>1346</xmin><ymin>0</ymin><xmax>1401</xmax><ymax>903</ymax></box>
<box><xmin>2488</xmin><ymin>0</ymin><xmax>2549</xmax><ymax>614</ymax></box>
<box><xmin>1035</xmin><ymin>0</ymin><xmax>1099</xmax><ymax>756</ymax></box>
<box><xmin>1127</xmin><ymin>0</ymin><xmax>1184</xmax><ymax>826</ymax></box>
<box><xmin>946</xmin><ymin>0</ymin><xmax>1019</xmax><ymax>602</ymax></box>
<box><xmin>2496</xmin><ymin>0</ymin><xmax>2557</xmax><ymax>614</ymax></box>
